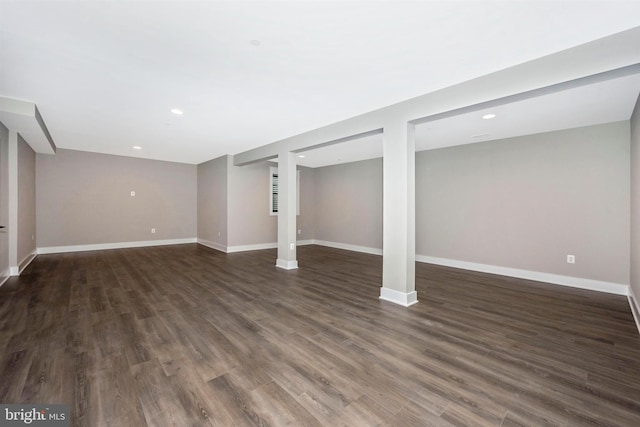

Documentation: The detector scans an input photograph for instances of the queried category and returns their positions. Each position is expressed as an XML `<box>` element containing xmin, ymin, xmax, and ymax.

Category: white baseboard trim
<box><xmin>227</xmin><ymin>242</ymin><xmax>277</xmax><ymax>253</ymax></box>
<box><xmin>276</xmin><ymin>259</ymin><xmax>299</xmax><ymax>270</ymax></box>
<box><xmin>225</xmin><ymin>240</ymin><xmax>315</xmax><ymax>254</ymax></box>
<box><xmin>197</xmin><ymin>238</ymin><xmax>227</xmax><ymax>253</ymax></box>
<box><xmin>20</xmin><ymin>251</ymin><xmax>37</xmax><ymax>271</ymax></box>
<box><xmin>379</xmin><ymin>287</ymin><xmax>418</xmax><ymax>307</ymax></box>
<box><xmin>628</xmin><ymin>286</ymin><xmax>640</xmax><ymax>337</ymax></box>
<box><xmin>38</xmin><ymin>238</ymin><xmax>197</xmax><ymax>255</ymax></box>
<box><xmin>0</xmin><ymin>268</ymin><xmax>9</xmax><ymax>287</ymax></box>
<box><xmin>310</xmin><ymin>241</ymin><xmax>627</xmax><ymax>297</ymax></box>
<box><xmin>312</xmin><ymin>239</ymin><xmax>382</xmax><ymax>256</ymax></box>
<box><xmin>416</xmin><ymin>255</ymin><xmax>629</xmax><ymax>296</ymax></box>
<box><xmin>12</xmin><ymin>250</ymin><xmax>37</xmax><ymax>275</ymax></box>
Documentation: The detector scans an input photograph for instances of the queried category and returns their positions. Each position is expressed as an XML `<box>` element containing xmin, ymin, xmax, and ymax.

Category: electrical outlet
<box><xmin>289</xmin><ymin>243</ymin><xmax>294</xmax><ymax>250</ymax></box>
<box><xmin>130</xmin><ymin>191</ymin><xmax>135</xmax><ymax>197</ymax></box>
<box><xmin>297</xmin><ymin>229</ymin><xmax>301</xmax><ymax>235</ymax></box>
<box><xmin>151</xmin><ymin>228</ymin><xmax>156</xmax><ymax>234</ymax></box>
<box><xmin>218</xmin><ymin>231</ymin><xmax>221</xmax><ymax>237</ymax></box>
<box><xmin>567</xmin><ymin>255</ymin><xmax>575</xmax><ymax>264</ymax></box>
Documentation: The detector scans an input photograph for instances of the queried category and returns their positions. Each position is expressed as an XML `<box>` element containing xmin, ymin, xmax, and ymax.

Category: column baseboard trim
<box><xmin>276</xmin><ymin>259</ymin><xmax>298</xmax><ymax>270</ymax></box>
<box><xmin>379</xmin><ymin>288</ymin><xmax>418</xmax><ymax>307</ymax></box>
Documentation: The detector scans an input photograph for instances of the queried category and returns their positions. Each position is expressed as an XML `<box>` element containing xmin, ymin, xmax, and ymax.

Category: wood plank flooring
<box><xmin>1</xmin><ymin>244</ymin><xmax>640</xmax><ymax>426</ymax></box>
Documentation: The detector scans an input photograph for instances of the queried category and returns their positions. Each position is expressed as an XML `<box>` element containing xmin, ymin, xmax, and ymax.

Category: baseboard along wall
<box><xmin>38</xmin><ymin>238</ymin><xmax>198</xmax><ymax>255</ymax></box>
<box><xmin>416</xmin><ymin>255</ymin><xmax>628</xmax><ymax>296</ymax></box>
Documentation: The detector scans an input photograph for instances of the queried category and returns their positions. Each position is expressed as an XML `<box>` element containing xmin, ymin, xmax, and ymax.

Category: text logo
<box><xmin>0</xmin><ymin>405</ymin><xmax>69</xmax><ymax>426</ymax></box>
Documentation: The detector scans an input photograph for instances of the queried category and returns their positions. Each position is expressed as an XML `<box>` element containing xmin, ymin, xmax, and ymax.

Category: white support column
<box><xmin>275</xmin><ymin>152</ymin><xmax>298</xmax><ymax>270</ymax></box>
<box><xmin>8</xmin><ymin>131</ymin><xmax>18</xmax><ymax>275</ymax></box>
<box><xmin>380</xmin><ymin>120</ymin><xmax>417</xmax><ymax>306</ymax></box>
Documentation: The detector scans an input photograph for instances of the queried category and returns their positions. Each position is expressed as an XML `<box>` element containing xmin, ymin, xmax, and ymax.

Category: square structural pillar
<box><xmin>276</xmin><ymin>152</ymin><xmax>298</xmax><ymax>270</ymax></box>
<box><xmin>380</xmin><ymin>120</ymin><xmax>417</xmax><ymax>306</ymax></box>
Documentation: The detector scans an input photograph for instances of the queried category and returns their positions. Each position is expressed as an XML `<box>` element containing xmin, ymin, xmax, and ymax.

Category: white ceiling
<box><xmin>1</xmin><ymin>1</ymin><xmax>640</xmax><ymax>165</ymax></box>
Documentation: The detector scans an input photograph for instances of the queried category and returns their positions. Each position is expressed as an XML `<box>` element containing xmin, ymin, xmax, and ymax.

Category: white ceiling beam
<box><xmin>234</xmin><ymin>26</ymin><xmax>640</xmax><ymax>166</ymax></box>
<box><xmin>0</xmin><ymin>97</ymin><xmax>56</xmax><ymax>155</ymax></box>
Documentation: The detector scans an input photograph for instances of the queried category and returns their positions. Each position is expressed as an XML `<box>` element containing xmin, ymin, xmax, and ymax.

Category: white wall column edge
<box><xmin>628</xmin><ymin>286</ymin><xmax>640</xmax><ymax>337</ymax></box>
<box><xmin>276</xmin><ymin>152</ymin><xmax>298</xmax><ymax>270</ymax></box>
<box><xmin>7</xmin><ymin>131</ymin><xmax>18</xmax><ymax>270</ymax></box>
<box><xmin>379</xmin><ymin>287</ymin><xmax>418</xmax><ymax>307</ymax></box>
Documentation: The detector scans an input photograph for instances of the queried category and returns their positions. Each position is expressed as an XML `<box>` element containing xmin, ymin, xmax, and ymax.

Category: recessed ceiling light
<box><xmin>171</xmin><ymin>108</ymin><xmax>183</xmax><ymax>115</ymax></box>
<box><xmin>133</xmin><ymin>146</ymin><xmax>142</xmax><ymax>150</ymax></box>
<box><xmin>482</xmin><ymin>113</ymin><xmax>496</xmax><ymax>120</ymax></box>
<box><xmin>250</xmin><ymin>39</ymin><xmax>261</xmax><ymax>47</ymax></box>
<box><xmin>298</xmin><ymin>154</ymin><xmax>305</xmax><ymax>158</ymax></box>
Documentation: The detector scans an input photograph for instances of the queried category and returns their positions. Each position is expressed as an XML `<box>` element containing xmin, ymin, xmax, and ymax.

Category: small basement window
<box><xmin>270</xmin><ymin>166</ymin><xmax>300</xmax><ymax>216</ymax></box>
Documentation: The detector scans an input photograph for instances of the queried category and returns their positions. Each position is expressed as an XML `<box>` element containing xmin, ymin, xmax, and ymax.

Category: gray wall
<box><xmin>227</xmin><ymin>162</ymin><xmax>277</xmax><ymax>247</ymax></box>
<box><xmin>197</xmin><ymin>155</ymin><xmax>228</xmax><ymax>246</ymax></box>
<box><xmin>36</xmin><ymin>149</ymin><xmax>197</xmax><ymax>248</ymax></box>
<box><xmin>416</xmin><ymin>121</ymin><xmax>630</xmax><ymax>284</ymax></box>
<box><xmin>17</xmin><ymin>135</ymin><xmax>36</xmax><ymax>266</ymax></box>
<box><xmin>313</xmin><ymin>158</ymin><xmax>383</xmax><ymax>249</ymax></box>
<box><xmin>311</xmin><ymin>122</ymin><xmax>630</xmax><ymax>285</ymax></box>
<box><xmin>631</xmin><ymin>95</ymin><xmax>640</xmax><ymax>298</ymax></box>
<box><xmin>226</xmin><ymin>161</ymin><xmax>315</xmax><ymax>247</ymax></box>
<box><xmin>298</xmin><ymin>166</ymin><xmax>315</xmax><ymax>241</ymax></box>
<box><xmin>0</xmin><ymin>122</ymin><xmax>8</xmax><ymax>279</ymax></box>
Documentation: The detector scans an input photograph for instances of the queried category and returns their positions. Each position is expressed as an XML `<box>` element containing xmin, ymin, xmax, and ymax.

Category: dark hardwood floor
<box><xmin>1</xmin><ymin>244</ymin><xmax>640</xmax><ymax>426</ymax></box>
